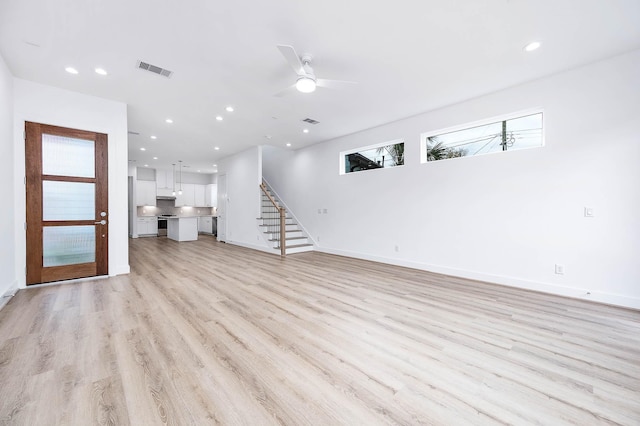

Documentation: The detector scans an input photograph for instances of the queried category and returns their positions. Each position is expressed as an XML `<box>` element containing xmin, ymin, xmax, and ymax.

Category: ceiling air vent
<box><xmin>302</xmin><ymin>118</ymin><xmax>320</xmax><ymax>125</ymax></box>
<box><xmin>137</xmin><ymin>60</ymin><xmax>173</xmax><ymax>78</ymax></box>
<box><xmin>127</xmin><ymin>130</ymin><xmax>140</xmax><ymax>135</ymax></box>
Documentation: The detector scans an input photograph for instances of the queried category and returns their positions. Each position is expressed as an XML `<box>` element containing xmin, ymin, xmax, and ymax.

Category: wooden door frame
<box><xmin>25</xmin><ymin>122</ymin><xmax>109</xmax><ymax>285</ymax></box>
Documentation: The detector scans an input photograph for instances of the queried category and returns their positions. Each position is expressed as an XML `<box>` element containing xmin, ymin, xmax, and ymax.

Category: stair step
<box><xmin>268</xmin><ymin>236</ymin><xmax>307</xmax><ymax>242</ymax></box>
<box><xmin>260</xmin><ymin>224</ymin><xmax>300</xmax><ymax>231</ymax></box>
<box><xmin>275</xmin><ymin>243</ymin><xmax>314</xmax><ymax>254</ymax></box>
<box><xmin>286</xmin><ymin>243</ymin><xmax>313</xmax><ymax>249</ymax></box>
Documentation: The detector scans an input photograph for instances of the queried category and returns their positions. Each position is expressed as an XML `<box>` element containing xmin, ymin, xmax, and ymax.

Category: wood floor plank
<box><xmin>0</xmin><ymin>235</ymin><xmax>638</xmax><ymax>425</ymax></box>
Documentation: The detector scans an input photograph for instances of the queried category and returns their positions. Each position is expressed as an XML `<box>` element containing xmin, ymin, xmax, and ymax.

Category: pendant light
<box><xmin>171</xmin><ymin>163</ymin><xmax>176</xmax><ymax>196</ymax></box>
<box><xmin>178</xmin><ymin>160</ymin><xmax>183</xmax><ymax>195</ymax></box>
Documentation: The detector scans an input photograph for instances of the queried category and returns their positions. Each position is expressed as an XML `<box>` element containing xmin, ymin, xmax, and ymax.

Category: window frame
<box><xmin>420</xmin><ymin>108</ymin><xmax>545</xmax><ymax>164</ymax></box>
<box><xmin>340</xmin><ymin>138</ymin><xmax>405</xmax><ymax>175</ymax></box>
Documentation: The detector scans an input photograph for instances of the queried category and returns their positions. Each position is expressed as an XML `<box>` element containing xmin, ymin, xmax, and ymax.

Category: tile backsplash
<box><xmin>137</xmin><ymin>204</ymin><xmax>215</xmax><ymax>217</ymax></box>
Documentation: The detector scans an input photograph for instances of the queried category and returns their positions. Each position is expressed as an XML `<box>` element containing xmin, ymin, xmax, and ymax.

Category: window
<box><xmin>342</xmin><ymin>140</ymin><xmax>404</xmax><ymax>174</ymax></box>
<box><xmin>422</xmin><ymin>112</ymin><xmax>543</xmax><ymax>162</ymax></box>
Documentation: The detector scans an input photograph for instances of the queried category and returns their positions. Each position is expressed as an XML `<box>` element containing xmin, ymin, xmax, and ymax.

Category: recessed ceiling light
<box><xmin>166</xmin><ymin>118</ymin><xmax>173</xmax><ymax>123</ymax></box>
<box><xmin>213</xmin><ymin>164</ymin><xmax>217</xmax><ymax>167</ymax></box>
<box><xmin>225</xmin><ymin>106</ymin><xmax>234</xmax><ymax>112</ymax></box>
<box><xmin>524</xmin><ymin>41</ymin><xmax>541</xmax><ymax>52</ymax></box>
<box><xmin>140</xmin><ymin>147</ymin><xmax>146</xmax><ymax>151</ymax></box>
<box><xmin>286</xmin><ymin>143</ymin><xmax>292</xmax><ymax>147</ymax></box>
<box><xmin>265</xmin><ymin>135</ymin><xmax>272</xmax><ymax>140</ymax></box>
<box><xmin>144</xmin><ymin>164</ymin><xmax>149</xmax><ymax>167</ymax></box>
<box><xmin>150</xmin><ymin>135</ymin><xmax>157</xmax><ymax>140</ymax></box>
<box><xmin>303</xmin><ymin>129</ymin><xmax>309</xmax><ymax>133</ymax></box>
<box><xmin>216</xmin><ymin>116</ymin><xmax>223</xmax><ymax>121</ymax></box>
<box><xmin>65</xmin><ymin>67</ymin><xmax>79</xmax><ymax>74</ymax></box>
<box><xmin>197</xmin><ymin>170</ymin><xmax>201</xmax><ymax>172</ymax></box>
<box><xmin>153</xmin><ymin>157</ymin><xmax>158</xmax><ymax>160</ymax></box>
<box><xmin>95</xmin><ymin>68</ymin><xmax>107</xmax><ymax>76</ymax></box>
<box><xmin>214</xmin><ymin>146</ymin><xmax>220</xmax><ymax>150</ymax></box>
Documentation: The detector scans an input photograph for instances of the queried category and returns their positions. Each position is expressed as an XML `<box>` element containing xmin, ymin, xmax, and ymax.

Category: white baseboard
<box><xmin>0</xmin><ymin>280</ymin><xmax>19</xmax><ymax>311</ymax></box>
<box><xmin>111</xmin><ymin>263</ymin><xmax>131</xmax><ymax>276</ymax></box>
<box><xmin>317</xmin><ymin>247</ymin><xmax>640</xmax><ymax>310</ymax></box>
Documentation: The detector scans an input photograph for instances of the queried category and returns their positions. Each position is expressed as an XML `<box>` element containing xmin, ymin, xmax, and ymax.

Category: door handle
<box><xmin>95</xmin><ymin>220</ymin><xmax>107</xmax><ymax>225</ymax></box>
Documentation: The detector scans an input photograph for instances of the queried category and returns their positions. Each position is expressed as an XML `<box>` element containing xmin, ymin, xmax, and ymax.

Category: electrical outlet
<box><xmin>584</xmin><ymin>207</ymin><xmax>594</xmax><ymax>217</ymax></box>
<box><xmin>555</xmin><ymin>264</ymin><xmax>565</xmax><ymax>275</ymax></box>
<box><xmin>323</xmin><ymin>208</ymin><xmax>328</xmax><ymax>214</ymax></box>
<box><xmin>317</xmin><ymin>209</ymin><xmax>321</xmax><ymax>214</ymax></box>
<box><xmin>394</xmin><ymin>245</ymin><xmax>399</xmax><ymax>252</ymax></box>
<box><xmin>317</xmin><ymin>236</ymin><xmax>321</xmax><ymax>242</ymax></box>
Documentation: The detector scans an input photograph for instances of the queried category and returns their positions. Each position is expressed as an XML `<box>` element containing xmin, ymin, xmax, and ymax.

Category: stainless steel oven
<box><xmin>157</xmin><ymin>217</ymin><xmax>168</xmax><ymax>236</ymax></box>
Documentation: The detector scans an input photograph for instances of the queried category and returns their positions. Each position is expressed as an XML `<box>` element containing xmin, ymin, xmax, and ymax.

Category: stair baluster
<box><xmin>260</xmin><ymin>182</ymin><xmax>286</xmax><ymax>256</ymax></box>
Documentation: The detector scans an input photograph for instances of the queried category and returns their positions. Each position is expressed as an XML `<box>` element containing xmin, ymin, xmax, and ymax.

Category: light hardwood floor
<box><xmin>0</xmin><ymin>236</ymin><xmax>639</xmax><ymax>425</ymax></box>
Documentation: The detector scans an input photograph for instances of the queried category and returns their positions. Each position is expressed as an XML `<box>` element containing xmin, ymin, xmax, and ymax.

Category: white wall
<box><xmin>264</xmin><ymin>50</ymin><xmax>640</xmax><ymax>309</ymax></box>
<box><xmin>0</xmin><ymin>53</ymin><xmax>16</xmax><ymax>298</ymax></box>
<box><xmin>14</xmin><ymin>78</ymin><xmax>130</xmax><ymax>287</ymax></box>
<box><xmin>218</xmin><ymin>146</ymin><xmax>270</xmax><ymax>252</ymax></box>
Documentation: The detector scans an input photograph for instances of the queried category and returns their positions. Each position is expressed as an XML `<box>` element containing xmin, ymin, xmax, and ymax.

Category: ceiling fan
<box><xmin>276</xmin><ymin>45</ymin><xmax>357</xmax><ymax>96</ymax></box>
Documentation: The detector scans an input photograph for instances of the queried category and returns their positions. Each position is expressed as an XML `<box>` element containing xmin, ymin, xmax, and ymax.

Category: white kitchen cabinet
<box><xmin>198</xmin><ymin>216</ymin><xmax>213</xmax><ymax>233</ymax></box>
<box><xmin>156</xmin><ymin>170</ymin><xmax>175</xmax><ymax>197</ymax></box>
<box><xmin>205</xmin><ymin>184</ymin><xmax>217</xmax><ymax>207</ymax></box>
<box><xmin>136</xmin><ymin>180</ymin><xmax>156</xmax><ymax>206</ymax></box>
<box><xmin>194</xmin><ymin>184</ymin><xmax>206</xmax><ymax>207</ymax></box>
<box><xmin>175</xmin><ymin>183</ymin><xmax>195</xmax><ymax>206</ymax></box>
<box><xmin>137</xmin><ymin>217</ymin><xmax>158</xmax><ymax>236</ymax></box>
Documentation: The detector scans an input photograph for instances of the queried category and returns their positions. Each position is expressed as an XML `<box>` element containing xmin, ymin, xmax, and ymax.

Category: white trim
<box><xmin>0</xmin><ymin>280</ymin><xmax>19</xmax><ymax>311</ymax></box>
<box><xmin>111</xmin><ymin>264</ymin><xmax>130</xmax><ymax>276</ymax></box>
<box><xmin>316</xmin><ymin>246</ymin><xmax>640</xmax><ymax>310</ymax></box>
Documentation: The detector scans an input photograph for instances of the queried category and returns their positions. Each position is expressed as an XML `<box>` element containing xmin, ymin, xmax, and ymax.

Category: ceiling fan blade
<box><xmin>277</xmin><ymin>45</ymin><xmax>305</xmax><ymax>75</ymax></box>
<box><xmin>316</xmin><ymin>79</ymin><xmax>358</xmax><ymax>90</ymax></box>
<box><xmin>274</xmin><ymin>84</ymin><xmax>298</xmax><ymax>98</ymax></box>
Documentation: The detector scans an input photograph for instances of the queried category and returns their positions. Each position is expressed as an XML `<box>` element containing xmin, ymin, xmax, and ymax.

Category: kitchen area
<box><xmin>129</xmin><ymin>166</ymin><xmax>217</xmax><ymax>242</ymax></box>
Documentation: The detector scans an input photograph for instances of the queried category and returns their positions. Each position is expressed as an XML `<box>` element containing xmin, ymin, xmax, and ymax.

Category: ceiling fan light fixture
<box><xmin>524</xmin><ymin>41</ymin><xmax>541</xmax><ymax>52</ymax></box>
<box><xmin>296</xmin><ymin>76</ymin><xmax>316</xmax><ymax>93</ymax></box>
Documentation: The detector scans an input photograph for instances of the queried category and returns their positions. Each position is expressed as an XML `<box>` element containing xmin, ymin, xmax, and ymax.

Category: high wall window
<box><xmin>422</xmin><ymin>112</ymin><xmax>543</xmax><ymax>163</ymax></box>
<box><xmin>341</xmin><ymin>140</ymin><xmax>404</xmax><ymax>174</ymax></box>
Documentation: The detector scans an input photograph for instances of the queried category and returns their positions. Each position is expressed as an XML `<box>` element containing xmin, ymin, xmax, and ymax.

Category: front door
<box><xmin>25</xmin><ymin>122</ymin><xmax>109</xmax><ymax>285</ymax></box>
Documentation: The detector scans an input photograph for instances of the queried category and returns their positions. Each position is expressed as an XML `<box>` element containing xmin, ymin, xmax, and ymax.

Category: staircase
<box><xmin>258</xmin><ymin>184</ymin><xmax>313</xmax><ymax>255</ymax></box>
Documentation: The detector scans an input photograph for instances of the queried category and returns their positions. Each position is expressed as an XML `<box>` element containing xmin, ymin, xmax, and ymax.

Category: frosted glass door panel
<box><xmin>43</xmin><ymin>226</ymin><xmax>95</xmax><ymax>267</ymax></box>
<box><xmin>43</xmin><ymin>181</ymin><xmax>95</xmax><ymax>220</ymax></box>
<box><xmin>42</xmin><ymin>134</ymin><xmax>95</xmax><ymax>178</ymax></box>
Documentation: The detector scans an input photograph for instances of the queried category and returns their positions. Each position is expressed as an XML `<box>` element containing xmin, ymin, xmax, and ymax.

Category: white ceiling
<box><xmin>1</xmin><ymin>0</ymin><xmax>639</xmax><ymax>174</ymax></box>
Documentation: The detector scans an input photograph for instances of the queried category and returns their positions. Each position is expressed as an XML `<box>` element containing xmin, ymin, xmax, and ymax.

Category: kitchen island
<box><xmin>167</xmin><ymin>216</ymin><xmax>198</xmax><ymax>242</ymax></box>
